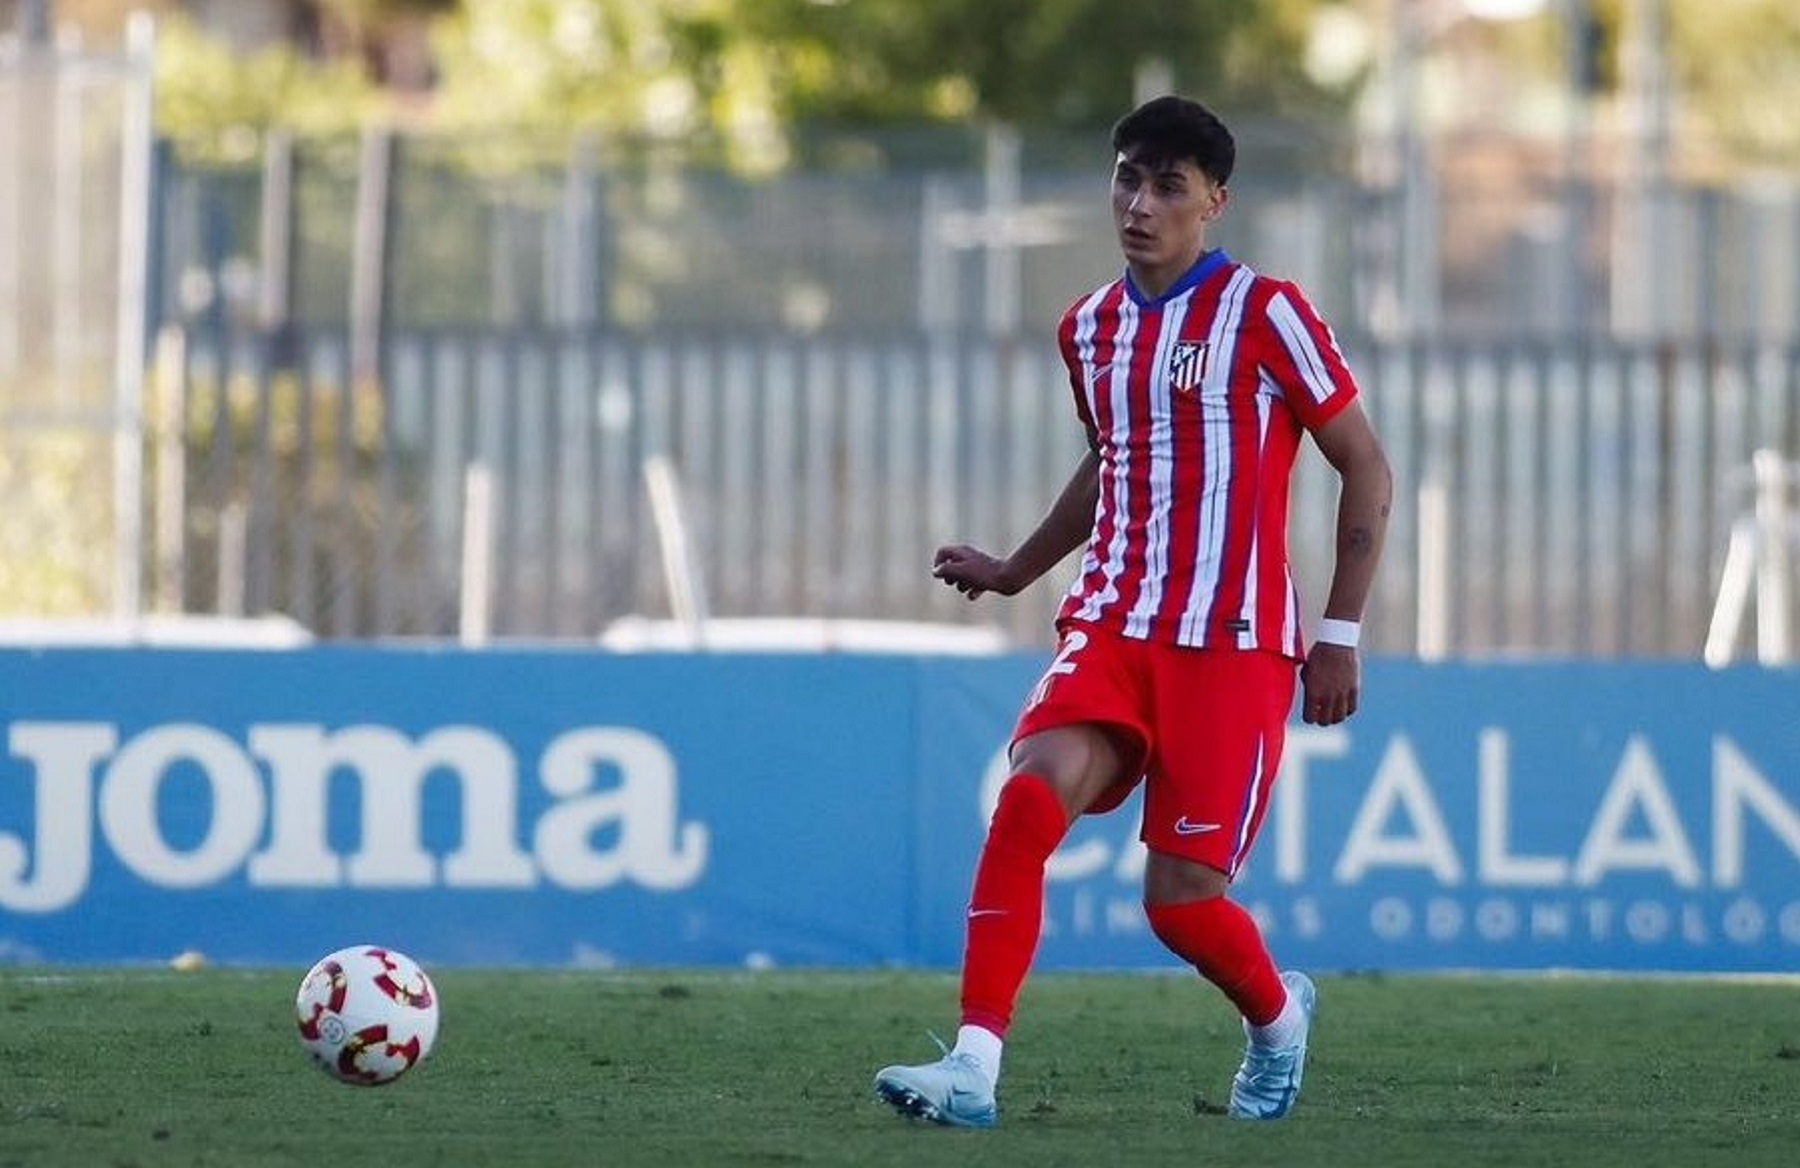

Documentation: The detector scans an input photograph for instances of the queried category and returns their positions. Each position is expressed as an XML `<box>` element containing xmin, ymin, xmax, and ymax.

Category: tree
<box><xmin>155</xmin><ymin>13</ymin><xmax>381</xmax><ymax>155</ymax></box>
<box><xmin>1662</xmin><ymin>0</ymin><xmax>1800</xmax><ymax>167</ymax></box>
<box><xmin>730</xmin><ymin>0</ymin><xmax>1343</xmax><ymax>129</ymax></box>
<box><xmin>427</xmin><ymin>0</ymin><xmax>789</xmax><ymax>170</ymax></box>
<box><xmin>310</xmin><ymin>0</ymin><xmax>460</xmax><ymax>89</ymax></box>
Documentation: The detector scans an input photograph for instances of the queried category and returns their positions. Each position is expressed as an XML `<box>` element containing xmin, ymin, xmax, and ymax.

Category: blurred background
<box><xmin>2</xmin><ymin>0</ymin><xmax>1797</xmax><ymax>661</ymax></box>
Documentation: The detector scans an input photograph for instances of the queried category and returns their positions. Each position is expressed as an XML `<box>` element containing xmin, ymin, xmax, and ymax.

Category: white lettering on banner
<box><xmin>1477</xmin><ymin>729</ymin><xmax>1567</xmax><ymax>886</ymax></box>
<box><xmin>1364</xmin><ymin>894</ymin><xmax>1800</xmax><ymax>947</ymax></box>
<box><xmin>0</xmin><ymin>721</ymin><xmax>711</xmax><ymax>913</ymax></box>
<box><xmin>104</xmin><ymin>725</ymin><xmax>265</xmax><ymax>888</ymax></box>
<box><xmin>1045</xmin><ymin>893</ymin><xmax>1328</xmax><ymax>943</ymax></box>
<box><xmin>1712</xmin><ymin>737</ymin><xmax>1800</xmax><ymax>886</ymax></box>
<box><xmin>992</xmin><ymin>726</ymin><xmax>1800</xmax><ymax>951</ymax></box>
<box><xmin>248</xmin><ymin>725</ymin><xmax>535</xmax><ymax>888</ymax></box>
<box><xmin>0</xmin><ymin>724</ymin><xmax>112</xmax><ymax>911</ymax></box>
<box><xmin>1571</xmin><ymin>736</ymin><xmax>1702</xmax><ymax>887</ymax></box>
<box><xmin>1334</xmin><ymin>735</ymin><xmax>1464</xmax><ymax>884</ymax></box>
<box><xmin>1271</xmin><ymin>726</ymin><xmax>1349</xmax><ymax>881</ymax></box>
<box><xmin>536</xmin><ymin>728</ymin><xmax>707</xmax><ymax>890</ymax></box>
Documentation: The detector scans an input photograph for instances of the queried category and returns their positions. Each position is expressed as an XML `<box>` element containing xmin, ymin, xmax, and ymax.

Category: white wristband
<box><xmin>1315</xmin><ymin>617</ymin><xmax>1361</xmax><ymax>649</ymax></box>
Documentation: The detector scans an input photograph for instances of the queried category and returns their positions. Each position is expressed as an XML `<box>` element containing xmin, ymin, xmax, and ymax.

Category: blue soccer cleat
<box><xmin>873</xmin><ymin>1045</ymin><xmax>998</xmax><ymax>1129</ymax></box>
<box><xmin>1228</xmin><ymin>970</ymin><xmax>1317</xmax><ymax>1120</ymax></box>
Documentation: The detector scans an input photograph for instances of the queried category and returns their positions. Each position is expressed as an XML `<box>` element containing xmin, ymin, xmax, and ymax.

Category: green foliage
<box><xmin>118</xmin><ymin>0</ymin><xmax>1800</xmax><ymax>173</ymax></box>
<box><xmin>733</xmin><ymin>0</ymin><xmax>1343</xmax><ymax>129</ymax></box>
<box><xmin>0</xmin><ymin>429</ymin><xmax>112</xmax><ymax>615</ymax></box>
<box><xmin>1667</xmin><ymin>0</ymin><xmax>1800</xmax><ymax>165</ymax></box>
<box><xmin>1469</xmin><ymin>0</ymin><xmax>1800</xmax><ymax>169</ymax></box>
<box><xmin>155</xmin><ymin>14</ymin><xmax>383</xmax><ymax>159</ymax></box>
<box><xmin>151</xmin><ymin>1</ymin><xmax>1352</xmax><ymax>171</ymax></box>
<box><xmin>315</xmin><ymin>0</ymin><xmax>461</xmax><ymax>30</ymax></box>
<box><xmin>427</xmin><ymin>0</ymin><xmax>788</xmax><ymax>172</ymax></box>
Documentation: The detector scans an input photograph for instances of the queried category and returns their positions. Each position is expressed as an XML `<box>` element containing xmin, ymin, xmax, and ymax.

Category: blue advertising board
<box><xmin>1</xmin><ymin>648</ymin><xmax>1796</xmax><ymax>974</ymax></box>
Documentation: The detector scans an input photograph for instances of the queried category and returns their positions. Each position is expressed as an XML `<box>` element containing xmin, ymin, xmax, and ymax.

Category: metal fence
<box><xmin>0</xmin><ymin>22</ymin><xmax>152</xmax><ymax>620</ymax></box>
<box><xmin>154</xmin><ymin>325</ymin><xmax>1800</xmax><ymax>660</ymax></box>
<box><xmin>9</xmin><ymin>31</ymin><xmax>1800</xmax><ymax>660</ymax></box>
<box><xmin>152</xmin><ymin>124</ymin><xmax>1800</xmax><ymax>347</ymax></box>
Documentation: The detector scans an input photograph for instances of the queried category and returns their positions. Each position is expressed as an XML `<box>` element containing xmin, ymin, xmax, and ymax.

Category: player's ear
<box><xmin>1203</xmin><ymin>184</ymin><xmax>1230</xmax><ymax>221</ymax></box>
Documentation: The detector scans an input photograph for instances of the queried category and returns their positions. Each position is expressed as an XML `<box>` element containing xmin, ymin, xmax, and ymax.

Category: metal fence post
<box><xmin>350</xmin><ymin>125</ymin><xmax>394</xmax><ymax>388</ymax></box>
<box><xmin>151</xmin><ymin>325</ymin><xmax>186</xmax><ymax>613</ymax></box>
<box><xmin>111</xmin><ymin>11</ymin><xmax>155</xmax><ymax>624</ymax></box>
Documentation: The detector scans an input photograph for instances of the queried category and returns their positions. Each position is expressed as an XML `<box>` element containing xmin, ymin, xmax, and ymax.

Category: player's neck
<box><xmin>1126</xmin><ymin>243</ymin><xmax>1216</xmax><ymax>302</ymax></box>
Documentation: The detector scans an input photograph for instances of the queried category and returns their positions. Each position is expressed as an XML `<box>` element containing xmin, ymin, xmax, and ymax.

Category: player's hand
<box><xmin>932</xmin><ymin>544</ymin><xmax>1019</xmax><ymax>600</ymax></box>
<box><xmin>1299</xmin><ymin>643</ymin><xmax>1360</xmax><ymax>725</ymax></box>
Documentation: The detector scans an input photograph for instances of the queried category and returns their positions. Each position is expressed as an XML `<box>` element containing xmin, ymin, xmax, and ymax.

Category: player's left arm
<box><xmin>1304</xmin><ymin>399</ymin><xmax>1393</xmax><ymax>725</ymax></box>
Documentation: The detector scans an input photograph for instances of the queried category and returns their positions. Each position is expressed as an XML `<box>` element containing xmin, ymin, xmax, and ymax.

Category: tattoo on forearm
<box><xmin>1347</xmin><ymin>526</ymin><xmax>1374</xmax><ymax>556</ymax></box>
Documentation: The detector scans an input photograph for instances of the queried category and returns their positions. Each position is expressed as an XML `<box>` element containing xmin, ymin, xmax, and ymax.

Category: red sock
<box><xmin>1144</xmin><ymin>897</ymin><xmax>1287</xmax><ymax>1025</ymax></box>
<box><xmin>958</xmin><ymin>774</ymin><xmax>1069</xmax><ymax>1037</ymax></box>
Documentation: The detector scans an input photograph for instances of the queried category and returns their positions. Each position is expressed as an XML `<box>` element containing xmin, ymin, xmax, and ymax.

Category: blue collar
<box><xmin>1123</xmin><ymin>248</ymin><xmax>1231</xmax><ymax>307</ymax></box>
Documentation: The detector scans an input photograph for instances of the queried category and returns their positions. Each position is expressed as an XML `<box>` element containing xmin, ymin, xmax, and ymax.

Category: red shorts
<box><xmin>1011</xmin><ymin>621</ymin><xmax>1296</xmax><ymax>878</ymax></box>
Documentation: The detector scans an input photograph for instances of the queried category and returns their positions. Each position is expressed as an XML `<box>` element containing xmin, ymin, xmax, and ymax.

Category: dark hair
<box><xmin>1110</xmin><ymin>95</ymin><xmax>1235</xmax><ymax>186</ymax></box>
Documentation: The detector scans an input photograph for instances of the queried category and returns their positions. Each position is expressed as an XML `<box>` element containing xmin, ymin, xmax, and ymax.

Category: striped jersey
<box><xmin>1054</xmin><ymin>249</ymin><xmax>1358</xmax><ymax>658</ymax></box>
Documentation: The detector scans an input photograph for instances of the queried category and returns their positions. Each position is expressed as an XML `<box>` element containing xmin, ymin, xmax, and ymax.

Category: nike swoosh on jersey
<box><xmin>1173</xmin><ymin>817</ymin><xmax>1222</xmax><ymax>835</ymax></box>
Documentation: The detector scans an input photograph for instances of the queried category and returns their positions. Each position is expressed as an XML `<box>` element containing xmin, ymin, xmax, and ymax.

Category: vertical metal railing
<box><xmin>150</xmin><ymin>326</ymin><xmax>1800</xmax><ymax>659</ymax></box>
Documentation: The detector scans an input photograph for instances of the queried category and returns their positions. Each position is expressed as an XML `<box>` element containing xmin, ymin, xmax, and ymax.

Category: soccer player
<box><xmin>873</xmin><ymin>94</ymin><xmax>1392</xmax><ymax>1127</ymax></box>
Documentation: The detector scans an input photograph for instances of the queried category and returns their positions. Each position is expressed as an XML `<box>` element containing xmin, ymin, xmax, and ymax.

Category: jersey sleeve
<box><xmin>1056</xmin><ymin>302</ymin><xmax>1098</xmax><ymax>435</ymax></box>
<box><xmin>1255</xmin><ymin>279</ymin><xmax>1359</xmax><ymax>432</ymax></box>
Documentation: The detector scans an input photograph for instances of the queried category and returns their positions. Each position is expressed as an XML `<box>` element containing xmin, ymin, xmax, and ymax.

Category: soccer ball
<box><xmin>295</xmin><ymin>944</ymin><xmax>440</xmax><ymax>1086</ymax></box>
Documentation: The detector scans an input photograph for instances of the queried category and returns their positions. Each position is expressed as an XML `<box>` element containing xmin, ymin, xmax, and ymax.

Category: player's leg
<box><xmin>1143</xmin><ymin>854</ymin><xmax>1315</xmax><ymax>1119</ymax></box>
<box><xmin>959</xmin><ymin>725</ymin><xmax>1129</xmax><ymax>1037</ymax></box>
<box><xmin>873</xmin><ymin>723</ymin><xmax>1132</xmax><ymax>1127</ymax></box>
<box><xmin>875</xmin><ymin>626</ymin><xmax>1146</xmax><ymax>1127</ymax></box>
<box><xmin>1142</xmin><ymin>857</ymin><xmax>1287</xmax><ymax>1030</ymax></box>
<box><xmin>1138</xmin><ymin>647</ymin><xmax>1312</xmax><ymax>1119</ymax></box>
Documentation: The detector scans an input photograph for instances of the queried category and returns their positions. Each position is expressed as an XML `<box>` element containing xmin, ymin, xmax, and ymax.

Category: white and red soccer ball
<box><xmin>295</xmin><ymin>944</ymin><xmax>440</xmax><ymax>1086</ymax></box>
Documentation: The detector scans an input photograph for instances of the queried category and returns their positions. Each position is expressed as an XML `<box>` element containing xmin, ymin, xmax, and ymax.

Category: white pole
<box><xmin>1753</xmin><ymin>449</ymin><xmax>1793</xmax><ymax>664</ymax></box>
<box><xmin>349</xmin><ymin>126</ymin><xmax>392</xmax><ymax>387</ymax></box>
<box><xmin>53</xmin><ymin>25</ymin><xmax>83</xmax><ymax>405</ymax></box>
<box><xmin>460</xmin><ymin>461</ymin><xmax>494</xmax><ymax>646</ymax></box>
<box><xmin>1703</xmin><ymin>517</ymin><xmax>1756</xmax><ymax>669</ymax></box>
<box><xmin>216</xmin><ymin>500</ymin><xmax>247</xmax><ymax>617</ymax></box>
<box><xmin>0</xmin><ymin>42</ymin><xmax>19</xmax><ymax>379</ymax></box>
<box><xmin>258</xmin><ymin>129</ymin><xmax>294</xmax><ymax>331</ymax></box>
<box><xmin>982</xmin><ymin>123</ymin><xmax>1021</xmax><ymax>337</ymax></box>
<box><xmin>917</xmin><ymin>176</ymin><xmax>955</xmax><ymax>331</ymax></box>
<box><xmin>112</xmin><ymin>12</ymin><xmax>155</xmax><ymax>623</ymax></box>
<box><xmin>152</xmin><ymin>326</ymin><xmax>186</xmax><ymax>613</ymax></box>
<box><xmin>1416</xmin><ymin>475</ymin><xmax>1451</xmax><ymax>661</ymax></box>
<box><xmin>1610</xmin><ymin>0</ymin><xmax>1672</xmax><ymax>337</ymax></box>
<box><xmin>643</xmin><ymin>454</ymin><xmax>710</xmax><ymax>644</ymax></box>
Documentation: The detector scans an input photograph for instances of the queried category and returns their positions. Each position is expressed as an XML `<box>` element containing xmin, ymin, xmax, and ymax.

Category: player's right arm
<box><xmin>933</xmin><ymin>446</ymin><xmax>1100</xmax><ymax>600</ymax></box>
<box><xmin>938</xmin><ymin>297</ymin><xmax>1103</xmax><ymax>600</ymax></box>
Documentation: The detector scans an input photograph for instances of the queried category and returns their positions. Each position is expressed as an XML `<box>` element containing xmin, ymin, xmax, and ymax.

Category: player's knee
<box><xmin>1142</xmin><ymin>851</ymin><xmax>1230</xmax><ymax>905</ymax></box>
<box><xmin>1010</xmin><ymin>725</ymin><xmax>1131</xmax><ymax>808</ymax></box>
<box><xmin>989</xmin><ymin>773</ymin><xmax>1072</xmax><ymax>857</ymax></box>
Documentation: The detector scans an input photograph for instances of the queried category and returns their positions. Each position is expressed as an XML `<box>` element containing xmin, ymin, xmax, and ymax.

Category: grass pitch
<box><xmin>2</xmin><ymin>966</ymin><xmax>1796</xmax><ymax>1167</ymax></box>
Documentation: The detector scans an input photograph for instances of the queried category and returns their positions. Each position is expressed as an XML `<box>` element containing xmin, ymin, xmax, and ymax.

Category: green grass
<box><xmin>2</xmin><ymin>967</ymin><xmax>1797</xmax><ymax>1167</ymax></box>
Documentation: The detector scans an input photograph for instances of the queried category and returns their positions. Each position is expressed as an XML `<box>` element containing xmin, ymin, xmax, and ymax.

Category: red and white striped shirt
<box><xmin>1055</xmin><ymin>250</ymin><xmax>1358</xmax><ymax>658</ymax></box>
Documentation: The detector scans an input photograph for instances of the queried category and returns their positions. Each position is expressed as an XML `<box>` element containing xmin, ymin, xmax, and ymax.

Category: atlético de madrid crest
<box><xmin>1168</xmin><ymin>341</ymin><xmax>1210</xmax><ymax>393</ymax></box>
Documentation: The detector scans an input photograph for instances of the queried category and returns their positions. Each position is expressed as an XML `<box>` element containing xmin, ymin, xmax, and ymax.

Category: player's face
<box><xmin>1112</xmin><ymin>150</ymin><xmax>1227</xmax><ymax>288</ymax></box>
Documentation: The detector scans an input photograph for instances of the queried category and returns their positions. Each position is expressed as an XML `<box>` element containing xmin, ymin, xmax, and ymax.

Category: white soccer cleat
<box><xmin>1228</xmin><ymin>970</ymin><xmax>1316</xmax><ymax>1120</ymax></box>
<box><xmin>873</xmin><ymin>1048</ymin><xmax>998</xmax><ymax>1128</ymax></box>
